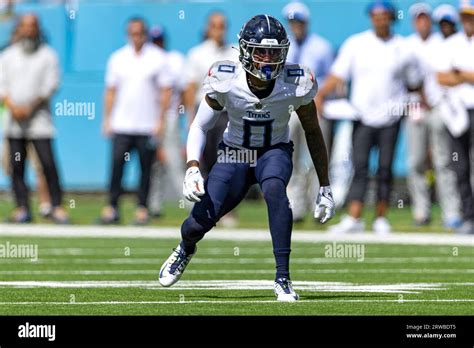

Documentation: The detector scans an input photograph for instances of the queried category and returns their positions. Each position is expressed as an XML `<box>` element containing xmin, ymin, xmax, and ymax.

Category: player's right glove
<box><xmin>314</xmin><ymin>185</ymin><xmax>336</xmax><ymax>224</ymax></box>
<box><xmin>183</xmin><ymin>167</ymin><xmax>205</xmax><ymax>202</ymax></box>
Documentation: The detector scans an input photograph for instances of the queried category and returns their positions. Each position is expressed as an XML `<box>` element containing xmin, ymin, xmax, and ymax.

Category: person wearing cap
<box><xmin>147</xmin><ymin>25</ymin><xmax>189</xmax><ymax>217</ymax></box>
<box><xmin>405</xmin><ymin>3</ymin><xmax>462</xmax><ymax>229</ymax></box>
<box><xmin>436</xmin><ymin>0</ymin><xmax>474</xmax><ymax>234</ymax></box>
<box><xmin>282</xmin><ymin>1</ymin><xmax>335</xmax><ymax>222</ymax></box>
<box><xmin>316</xmin><ymin>1</ymin><xmax>422</xmax><ymax>234</ymax></box>
<box><xmin>433</xmin><ymin>4</ymin><xmax>459</xmax><ymax>38</ymax></box>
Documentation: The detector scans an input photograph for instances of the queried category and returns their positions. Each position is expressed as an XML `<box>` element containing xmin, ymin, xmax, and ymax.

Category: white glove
<box><xmin>183</xmin><ymin>167</ymin><xmax>205</xmax><ymax>202</ymax></box>
<box><xmin>314</xmin><ymin>186</ymin><xmax>336</xmax><ymax>224</ymax></box>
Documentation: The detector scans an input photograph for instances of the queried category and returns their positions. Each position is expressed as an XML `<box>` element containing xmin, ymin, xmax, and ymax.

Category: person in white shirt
<box><xmin>405</xmin><ymin>3</ymin><xmax>462</xmax><ymax>229</ymax></box>
<box><xmin>316</xmin><ymin>1</ymin><xmax>422</xmax><ymax>234</ymax></box>
<box><xmin>183</xmin><ymin>11</ymin><xmax>239</xmax><ymax>178</ymax></box>
<box><xmin>437</xmin><ymin>0</ymin><xmax>474</xmax><ymax>234</ymax></box>
<box><xmin>147</xmin><ymin>25</ymin><xmax>188</xmax><ymax>217</ymax></box>
<box><xmin>99</xmin><ymin>17</ymin><xmax>172</xmax><ymax>225</ymax></box>
<box><xmin>282</xmin><ymin>1</ymin><xmax>335</xmax><ymax>222</ymax></box>
<box><xmin>0</xmin><ymin>14</ymin><xmax>68</xmax><ymax>224</ymax></box>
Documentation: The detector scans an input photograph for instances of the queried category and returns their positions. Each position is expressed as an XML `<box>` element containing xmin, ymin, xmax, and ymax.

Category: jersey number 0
<box><xmin>242</xmin><ymin>119</ymin><xmax>274</xmax><ymax>148</ymax></box>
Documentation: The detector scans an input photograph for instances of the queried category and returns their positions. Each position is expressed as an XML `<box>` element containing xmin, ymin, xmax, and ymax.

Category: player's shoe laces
<box><xmin>274</xmin><ymin>278</ymin><xmax>299</xmax><ymax>302</ymax></box>
<box><xmin>159</xmin><ymin>244</ymin><xmax>196</xmax><ymax>287</ymax></box>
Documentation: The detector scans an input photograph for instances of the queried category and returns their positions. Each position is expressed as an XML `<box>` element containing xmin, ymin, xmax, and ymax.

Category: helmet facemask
<box><xmin>239</xmin><ymin>38</ymin><xmax>289</xmax><ymax>81</ymax></box>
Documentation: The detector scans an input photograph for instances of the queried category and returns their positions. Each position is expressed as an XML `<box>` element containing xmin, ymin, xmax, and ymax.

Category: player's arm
<box><xmin>296</xmin><ymin>100</ymin><xmax>335</xmax><ymax>223</ymax></box>
<box><xmin>183</xmin><ymin>94</ymin><xmax>223</xmax><ymax>202</ymax></box>
<box><xmin>296</xmin><ymin>100</ymin><xmax>330</xmax><ymax>186</ymax></box>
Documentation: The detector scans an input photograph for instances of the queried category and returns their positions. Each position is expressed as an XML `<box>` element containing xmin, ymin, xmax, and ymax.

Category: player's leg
<box><xmin>181</xmin><ymin>158</ymin><xmax>254</xmax><ymax>249</ymax></box>
<box><xmin>406</xmin><ymin>118</ymin><xmax>430</xmax><ymax>225</ymax></box>
<box><xmin>31</xmin><ymin>138</ymin><xmax>68</xmax><ymax>224</ymax></box>
<box><xmin>330</xmin><ymin>121</ymin><xmax>375</xmax><ymax>233</ymax></box>
<box><xmin>134</xmin><ymin>135</ymin><xmax>155</xmax><ymax>224</ymax></box>
<box><xmin>373</xmin><ymin>120</ymin><xmax>401</xmax><ymax>234</ymax></box>
<box><xmin>449</xmin><ymin>113</ymin><xmax>474</xmax><ymax>234</ymax></box>
<box><xmin>429</xmin><ymin>108</ymin><xmax>462</xmax><ymax>228</ymax></box>
<box><xmin>8</xmin><ymin>138</ymin><xmax>31</xmax><ymax>222</ymax></box>
<box><xmin>255</xmin><ymin>142</ymin><xmax>298</xmax><ymax>301</ymax></box>
<box><xmin>159</xmin><ymin>158</ymin><xmax>252</xmax><ymax>287</ymax></box>
<box><xmin>101</xmin><ymin>134</ymin><xmax>132</xmax><ymax>223</ymax></box>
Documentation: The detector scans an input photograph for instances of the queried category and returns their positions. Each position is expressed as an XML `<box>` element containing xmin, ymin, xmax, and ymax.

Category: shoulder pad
<box><xmin>203</xmin><ymin>60</ymin><xmax>239</xmax><ymax>94</ymax></box>
<box><xmin>283</xmin><ymin>64</ymin><xmax>316</xmax><ymax>97</ymax></box>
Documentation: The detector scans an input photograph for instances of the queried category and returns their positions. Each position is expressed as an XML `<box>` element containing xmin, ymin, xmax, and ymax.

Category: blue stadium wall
<box><xmin>0</xmin><ymin>0</ymin><xmax>459</xmax><ymax>190</ymax></box>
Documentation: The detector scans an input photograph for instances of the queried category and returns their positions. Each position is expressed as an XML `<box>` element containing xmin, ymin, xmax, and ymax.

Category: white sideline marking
<box><xmin>0</xmin><ymin>224</ymin><xmax>472</xmax><ymax>246</ymax></box>
<box><xmin>0</xmin><ymin>268</ymin><xmax>472</xmax><ymax>275</ymax></box>
<box><xmin>1</xmin><ymin>256</ymin><xmax>472</xmax><ymax>265</ymax></box>
<box><xmin>0</xmin><ymin>280</ymin><xmax>470</xmax><ymax>293</ymax></box>
<box><xmin>0</xmin><ymin>299</ymin><xmax>473</xmax><ymax>305</ymax></box>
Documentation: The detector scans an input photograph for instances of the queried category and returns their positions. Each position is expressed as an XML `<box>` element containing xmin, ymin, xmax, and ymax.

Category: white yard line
<box><xmin>1</xmin><ymin>256</ymin><xmax>472</xmax><ymax>265</ymax></box>
<box><xmin>0</xmin><ymin>268</ymin><xmax>472</xmax><ymax>275</ymax></box>
<box><xmin>0</xmin><ymin>299</ymin><xmax>473</xmax><ymax>305</ymax></box>
<box><xmin>0</xmin><ymin>280</ymin><xmax>471</xmax><ymax>294</ymax></box>
<box><xmin>0</xmin><ymin>224</ymin><xmax>473</xmax><ymax>246</ymax></box>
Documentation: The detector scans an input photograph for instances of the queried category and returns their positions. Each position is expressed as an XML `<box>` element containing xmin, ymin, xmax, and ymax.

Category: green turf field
<box><xmin>0</xmin><ymin>194</ymin><xmax>472</xmax><ymax>315</ymax></box>
<box><xmin>0</xmin><ymin>193</ymin><xmax>448</xmax><ymax>232</ymax></box>
<box><xmin>0</xmin><ymin>230</ymin><xmax>472</xmax><ymax>315</ymax></box>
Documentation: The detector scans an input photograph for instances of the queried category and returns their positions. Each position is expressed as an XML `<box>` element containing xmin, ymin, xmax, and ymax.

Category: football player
<box><xmin>159</xmin><ymin>15</ymin><xmax>335</xmax><ymax>301</ymax></box>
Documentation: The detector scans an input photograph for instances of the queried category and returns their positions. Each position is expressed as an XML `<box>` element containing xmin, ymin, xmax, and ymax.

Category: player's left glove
<box><xmin>314</xmin><ymin>186</ymin><xmax>335</xmax><ymax>224</ymax></box>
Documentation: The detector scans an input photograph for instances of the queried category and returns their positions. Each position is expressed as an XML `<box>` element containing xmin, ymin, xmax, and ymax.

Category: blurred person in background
<box><xmin>100</xmin><ymin>17</ymin><xmax>172</xmax><ymax>225</ymax></box>
<box><xmin>282</xmin><ymin>1</ymin><xmax>335</xmax><ymax>223</ymax></box>
<box><xmin>183</xmin><ymin>11</ymin><xmax>239</xmax><ymax>227</ymax></box>
<box><xmin>1</xmin><ymin>18</ymin><xmax>53</xmax><ymax>220</ymax></box>
<box><xmin>0</xmin><ymin>13</ymin><xmax>68</xmax><ymax>223</ymax></box>
<box><xmin>405</xmin><ymin>3</ymin><xmax>462</xmax><ymax>230</ymax></box>
<box><xmin>147</xmin><ymin>25</ymin><xmax>188</xmax><ymax>217</ymax></box>
<box><xmin>433</xmin><ymin>4</ymin><xmax>459</xmax><ymax>38</ymax></box>
<box><xmin>437</xmin><ymin>0</ymin><xmax>474</xmax><ymax>234</ymax></box>
<box><xmin>317</xmin><ymin>0</ymin><xmax>422</xmax><ymax>234</ymax></box>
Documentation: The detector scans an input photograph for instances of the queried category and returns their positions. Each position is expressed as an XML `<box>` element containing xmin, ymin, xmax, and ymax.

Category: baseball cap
<box><xmin>459</xmin><ymin>0</ymin><xmax>474</xmax><ymax>15</ymax></box>
<box><xmin>433</xmin><ymin>4</ymin><xmax>459</xmax><ymax>24</ymax></box>
<box><xmin>149</xmin><ymin>25</ymin><xmax>164</xmax><ymax>41</ymax></box>
<box><xmin>367</xmin><ymin>0</ymin><xmax>396</xmax><ymax>17</ymax></box>
<box><xmin>409</xmin><ymin>2</ymin><xmax>433</xmax><ymax>18</ymax></box>
<box><xmin>282</xmin><ymin>1</ymin><xmax>310</xmax><ymax>22</ymax></box>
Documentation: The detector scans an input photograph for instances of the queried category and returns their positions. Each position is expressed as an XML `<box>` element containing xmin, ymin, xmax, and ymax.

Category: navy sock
<box><xmin>180</xmin><ymin>215</ymin><xmax>211</xmax><ymax>254</ymax></box>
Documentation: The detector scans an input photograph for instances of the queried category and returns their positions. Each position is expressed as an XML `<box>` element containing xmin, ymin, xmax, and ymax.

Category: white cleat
<box><xmin>274</xmin><ymin>278</ymin><xmax>299</xmax><ymax>302</ymax></box>
<box><xmin>373</xmin><ymin>217</ymin><xmax>391</xmax><ymax>235</ymax></box>
<box><xmin>328</xmin><ymin>215</ymin><xmax>364</xmax><ymax>234</ymax></box>
<box><xmin>159</xmin><ymin>244</ymin><xmax>196</xmax><ymax>287</ymax></box>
